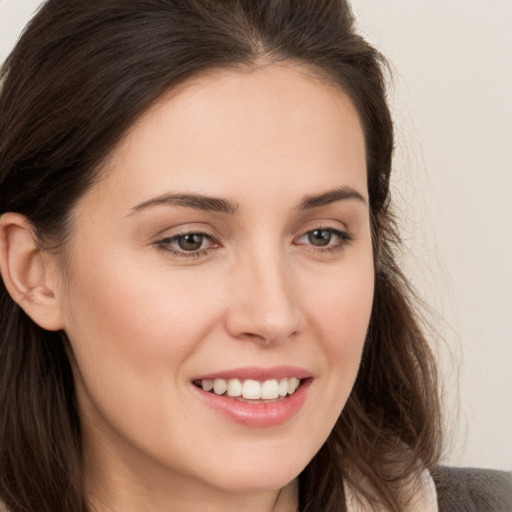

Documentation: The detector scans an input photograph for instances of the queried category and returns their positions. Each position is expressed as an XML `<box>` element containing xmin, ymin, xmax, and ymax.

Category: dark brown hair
<box><xmin>0</xmin><ymin>1</ymin><xmax>442</xmax><ymax>511</ymax></box>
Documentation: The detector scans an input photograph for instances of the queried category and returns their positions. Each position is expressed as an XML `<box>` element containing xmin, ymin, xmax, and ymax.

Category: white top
<box><xmin>344</xmin><ymin>468</ymin><xmax>438</xmax><ymax>512</ymax></box>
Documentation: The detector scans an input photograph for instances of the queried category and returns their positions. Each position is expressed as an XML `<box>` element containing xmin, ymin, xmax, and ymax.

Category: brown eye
<box><xmin>307</xmin><ymin>229</ymin><xmax>332</xmax><ymax>247</ymax></box>
<box><xmin>177</xmin><ymin>234</ymin><xmax>205</xmax><ymax>251</ymax></box>
<box><xmin>154</xmin><ymin>230</ymin><xmax>219</xmax><ymax>258</ymax></box>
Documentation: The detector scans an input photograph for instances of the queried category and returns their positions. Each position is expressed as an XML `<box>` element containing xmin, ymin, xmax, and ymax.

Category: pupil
<box><xmin>308</xmin><ymin>229</ymin><xmax>331</xmax><ymax>246</ymax></box>
<box><xmin>178</xmin><ymin>234</ymin><xmax>203</xmax><ymax>251</ymax></box>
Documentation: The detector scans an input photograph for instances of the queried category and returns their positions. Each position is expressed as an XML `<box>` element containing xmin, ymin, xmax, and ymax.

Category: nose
<box><xmin>224</xmin><ymin>249</ymin><xmax>302</xmax><ymax>346</ymax></box>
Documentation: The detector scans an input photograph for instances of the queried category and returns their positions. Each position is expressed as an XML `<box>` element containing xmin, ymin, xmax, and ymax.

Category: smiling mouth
<box><xmin>193</xmin><ymin>377</ymin><xmax>303</xmax><ymax>402</ymax></box>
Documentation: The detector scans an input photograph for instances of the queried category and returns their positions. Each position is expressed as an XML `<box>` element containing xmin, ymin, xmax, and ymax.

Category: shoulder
<box><xmin>431</xmin><ymin>466</ymin><xmax>512</xmax><ymax>512</ymax></box>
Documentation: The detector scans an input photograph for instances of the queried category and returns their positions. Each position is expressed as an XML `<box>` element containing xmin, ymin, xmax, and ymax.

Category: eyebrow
<box><xmin>130</xmin><ymin>193</ymin><xmax>239</xmax><ymax>215</ymax></box>
<box><xmin>129</xmin><ymin>185</ymin><xmax>366</xmax><ymax>216</ymax></box>
<box><xmin>298</xmin><ymin>186</ymin><xmax>367</xmax><ymax>210</ymax></box>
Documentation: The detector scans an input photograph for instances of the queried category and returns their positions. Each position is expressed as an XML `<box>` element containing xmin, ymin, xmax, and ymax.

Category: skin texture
<box><xmin>33</xmin><ymin>64</ymin><xmax>374</xmax><ymax>512</ymax></box>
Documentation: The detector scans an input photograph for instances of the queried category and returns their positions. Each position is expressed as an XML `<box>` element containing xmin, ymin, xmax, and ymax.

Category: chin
<box><xmin>194</xmin><ymin>450</ymin><xmax>309</xmax><ymax>494</ymax></box>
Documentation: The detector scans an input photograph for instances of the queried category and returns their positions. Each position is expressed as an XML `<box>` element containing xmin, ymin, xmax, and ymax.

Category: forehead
<box><xmin>82</xmin><ymin>63</ymin><xmax>367</xmax><ymax>213</ymax></box>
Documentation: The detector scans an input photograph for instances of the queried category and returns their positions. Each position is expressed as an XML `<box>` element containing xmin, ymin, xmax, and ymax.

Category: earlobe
<box><xmin>0</xmin><ymin>212</ymin><xmax>65</xmax><ymax>331</ymax></box>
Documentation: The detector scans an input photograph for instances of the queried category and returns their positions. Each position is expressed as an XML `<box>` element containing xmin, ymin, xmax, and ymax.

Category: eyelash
<box><xmin>154</xmin><ymin>227</ymin><xmax>353</xmax><ymax>259</ymax></box>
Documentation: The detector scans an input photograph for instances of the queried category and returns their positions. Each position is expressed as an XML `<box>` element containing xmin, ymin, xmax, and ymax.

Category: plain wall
<box><xmin>350</xmin><ymin>0</ymin><xmax>512</xmax><ymax>470</ymax></box>
<box><xmin>1</xmin><ymin>0</ymin><xmax>511</xmax><ymax>470</ymax></box>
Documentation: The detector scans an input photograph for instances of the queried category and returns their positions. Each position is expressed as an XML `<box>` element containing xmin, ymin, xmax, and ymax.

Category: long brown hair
<box><xmin>0</xmin><ymin>1</ymin><xmax>442</xmax><ymax>511</ymax></box>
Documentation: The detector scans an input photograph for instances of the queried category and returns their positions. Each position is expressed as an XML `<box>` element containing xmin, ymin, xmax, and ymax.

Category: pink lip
<box><xmin>193</xmin><ymin>365</ymin><xmax>312</xmax><ymax>381</ymax></box>
<box><xmin>192</xmin><ymin>377</ymin><xmax>312</xmax><ymax>427</ymax></box>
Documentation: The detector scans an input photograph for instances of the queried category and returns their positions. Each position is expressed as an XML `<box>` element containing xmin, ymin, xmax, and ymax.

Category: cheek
<box><xmin>307</xmin><ymin>250</ymin><xmax>374</xmax><ymax>349</ymax></box>
<box><xmin>60</xmin><ymin>250</ymin><xmax>224</xmax><ymax>417</ymax></box>
<box><xmin>60</xmin><ymin>253</ymin><xmax>225</xmax><ymax>448</ymax></box>
<box><xmin>302</xmin><ymin>252</ymin><xmax>374</xmax><ymax>411</ymax></box>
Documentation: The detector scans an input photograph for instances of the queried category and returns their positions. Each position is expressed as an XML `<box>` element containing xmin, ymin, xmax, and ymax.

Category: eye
<box><xmin>176</xmin><ymin>233</ymin><xmax>207</xmax><ymax>251</ymax></box>
<box><xmin>296</xmin><ymin>227</ymin><xmax>353</xmax><ymax>253</ymax></box>
<box><xmin>307</xmin><ymin>229</ymin><xmax>334</xmax><ymax>247</ymax></box>
<box><xmin>154</xmin><ymin>231</ymin><xmax>219</xmax><ymax>258</ymax></box>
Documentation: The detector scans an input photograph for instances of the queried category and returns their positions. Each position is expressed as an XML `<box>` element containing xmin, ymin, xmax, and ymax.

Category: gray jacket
<box><xmin>432</xmin><ymin>466</ymin><xmax>512</xmax><ymax>512</ymax></box>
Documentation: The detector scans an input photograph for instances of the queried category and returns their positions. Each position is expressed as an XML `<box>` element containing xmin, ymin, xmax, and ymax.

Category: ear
<box><xmin>0</xmin><ymin>212</ymin><xmax>65</xmax><ymax>331</ymax></box>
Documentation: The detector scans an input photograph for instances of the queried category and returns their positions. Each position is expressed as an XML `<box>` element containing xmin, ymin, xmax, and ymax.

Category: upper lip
<box><xmin>193</xmin><ymin>365</ymin><xmax>312</xmax><ymax>382</ymax></box>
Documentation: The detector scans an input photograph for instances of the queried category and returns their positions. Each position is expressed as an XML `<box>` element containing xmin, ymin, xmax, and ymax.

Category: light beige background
<box><xmin>1</xmin><ymin>0</ymin><xmax>511</xmax><ymax>470</ymax></box>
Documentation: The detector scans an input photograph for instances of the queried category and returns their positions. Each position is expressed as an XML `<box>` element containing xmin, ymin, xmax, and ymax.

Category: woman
<box><xmin>0</xmin><ymin>1</ymin><xmax>510</xmax><ymax>511</ymax></box>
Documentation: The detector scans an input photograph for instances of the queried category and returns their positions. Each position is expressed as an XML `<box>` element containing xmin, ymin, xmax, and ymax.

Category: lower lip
<box><xmin>193</xmin><ymin>379</ymin><xmax>311</xmax><ymax>427</ymax></box>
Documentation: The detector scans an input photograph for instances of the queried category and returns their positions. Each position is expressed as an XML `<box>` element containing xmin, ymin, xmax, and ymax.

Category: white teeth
<box><xmin>261</xmin><ymin>379</ymin><xmax>279</xmax><ymax>399</ymax></box>
<box><xmin>213</xmin><ymin>378</ymin><xmax>227</xmax><ymax>395</ymax></box>
<box><xmin>227</xmin><ymin>379</ymin><xmax>242</xmax><ymax>397</ymax></box>
<box><xmin>242</xmin><ymin>379</ymin><xmax>261</xmax><ymax>399</ymax></box>
<box><xmin>279</xmin><ymin>378</ymin><xmax>289</xmax><ymax>397</ymax></box>
<box><xmin>202</xmin><ymin>379</ymin><xmax>214</xmax><ymax>392</ymax></box>
<box><xmin>200</xmin><ymin>377</ymin><xmax>302</xmax><ymax>400</ymax></box>
<box><xmin>288</xmin><ymin>377</ymin><xmax>300</xmax><ymax>394</ymax></box>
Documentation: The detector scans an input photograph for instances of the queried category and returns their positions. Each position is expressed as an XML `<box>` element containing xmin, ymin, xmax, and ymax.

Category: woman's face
<box><xmin>54</xmin><ymin>64</ymin><xmax>374</xmax><ymax>500</ymax></box>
